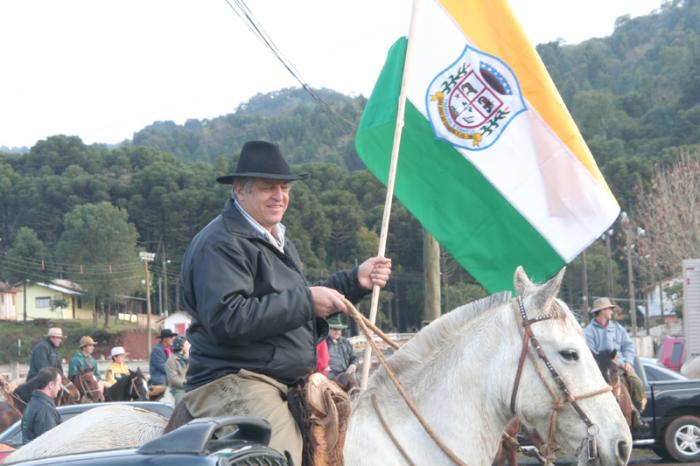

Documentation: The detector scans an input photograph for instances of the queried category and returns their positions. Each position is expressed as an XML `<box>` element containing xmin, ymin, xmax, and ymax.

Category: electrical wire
<box><xmin>222</xmin><ymin>0</ymin><xmax>358</xmax><ymax>129</ymax></box>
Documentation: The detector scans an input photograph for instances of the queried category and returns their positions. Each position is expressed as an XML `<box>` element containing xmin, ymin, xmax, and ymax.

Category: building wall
<box><xmin>0</xmin><ymin>292</ymin><xmax>17</xmax><ymax>320</ymax></box>
<box><xmin>13</xmin><ymin>284</ymin><xmax>91</xmax><ymax>321</ymax></box>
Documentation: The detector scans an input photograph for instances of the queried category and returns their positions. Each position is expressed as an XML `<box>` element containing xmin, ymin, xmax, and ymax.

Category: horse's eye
<box><xmin>559</xmin><ymin>349</ymin><xmax>579</xmax><ymax>361</ymax></box>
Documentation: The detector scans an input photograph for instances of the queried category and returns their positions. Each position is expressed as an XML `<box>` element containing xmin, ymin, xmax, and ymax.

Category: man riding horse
<box><xmin>179</xmin><ymin>140</ymin><xmax>392</xmax><ymax>466</ymax></box>
<box><xmin>584</xmin><ymin>297</ymin><xmax>648</xmax><ymax>431</ymax></box>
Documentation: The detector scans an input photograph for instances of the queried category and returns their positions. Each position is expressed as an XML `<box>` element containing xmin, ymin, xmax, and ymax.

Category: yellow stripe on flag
<box><xmin>438</xmin><ymin>0</ymin><xmax>614</xmax><ymax>199</ymax></box>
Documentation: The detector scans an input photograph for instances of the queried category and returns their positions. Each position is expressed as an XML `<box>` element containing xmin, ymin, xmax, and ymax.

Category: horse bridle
<box><xmin>57</xmin><ymin>379</ymin><xmax>76</xmax><ymax>406</ymax></box>
<box><xmin>75</xmin><ymin>373</ymin><xmax>102</xmax><ymax>400</ymax></box>
<box><xmin>129</xmin><ymin>376</ymin><xmax>146</xmax><ymax>400</ymax></box>
<box><xmin>509</xmin><ymin>296</ymin><xmax>612</xmax><ymax>464</ymax></box>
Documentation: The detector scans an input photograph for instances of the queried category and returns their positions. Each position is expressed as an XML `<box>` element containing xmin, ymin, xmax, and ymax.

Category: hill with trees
<box><xmin>1</xmin><ymin>0</ymin><xmax>699</xmax><ymax>330</ymax></box>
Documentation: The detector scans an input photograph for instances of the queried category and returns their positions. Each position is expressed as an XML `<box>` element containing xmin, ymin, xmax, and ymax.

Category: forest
<box><xmin>0</xmin><ymin>0</ymin><xmax>699</xmax><ymax>330</ymax></box>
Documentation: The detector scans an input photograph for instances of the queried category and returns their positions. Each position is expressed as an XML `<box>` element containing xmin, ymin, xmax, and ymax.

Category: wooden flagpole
<box><xmin>360</xmin><ymin>0</ymin><xmax>420</xmax><ymax>390</ymax></box>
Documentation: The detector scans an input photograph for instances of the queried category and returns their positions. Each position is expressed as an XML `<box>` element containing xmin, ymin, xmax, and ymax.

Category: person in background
<box><xmin>316</xmin><ymin>339</ymin><xmax>330</xmax><ymax>376</ymax></box>
<box><xmin>149</xmin><ymin>328</ymin><xmax>177</xmax><ymax>387</ymax></box>
<box><xmin>21</xmin><ymin>367</ymin><xmax>62</xmax><ymax>443</ymax></box>
<box><xmin>68</xmin><ymin>336</ymin><xmax>106</xmax><ymax>396</ymax></box>
<box><xmin>26</xmin><ymin>328</ymin><xmax>64</xmax><ymax>381</ymax></box>
<box><xmin>105</xmin><ymin>346</ymin><xmax>130</xmax><ymax>387</ymax></box>
<box><xmin>165</xmin><ymin>336</ymin><xmax>190</xmax><ymax>404</ymax></box>
<box><xmin>584</xmin><ymin>297</ymin><xmax>648</xmax><ymax>430</ymax></box>
<box><xmin>326</xmin><ymin>316</ymin><xmax>358</xmax><ymax>380</ymax></box>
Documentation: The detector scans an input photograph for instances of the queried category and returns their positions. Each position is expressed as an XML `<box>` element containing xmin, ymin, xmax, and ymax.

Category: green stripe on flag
<box><xmin>356</xmin><ymin>38</ymin><xmax>565</xmax><ymax>293</ymax></box>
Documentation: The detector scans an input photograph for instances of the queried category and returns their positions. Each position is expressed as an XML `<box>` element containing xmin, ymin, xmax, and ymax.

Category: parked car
<box><xmin>1</xmin><ymin>416</ymin><xmax>286</xmax><ymax>466</ymax></box>
<box><xmin>0</xmin><ymin>402</ymin><xmax>173</xmax><ymax>462</ymax></box>
<box><xmin>639</xmin><ymin>356</ymin><xmax>687</xmax><ymax>382</ymax></box>
<box><xmin>633</xmin><ymin>357</ymin><xmax>700</xmax><ymax>462</ymax></box>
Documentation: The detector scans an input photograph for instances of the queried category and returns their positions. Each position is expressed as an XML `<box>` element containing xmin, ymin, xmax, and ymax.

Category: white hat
<box><xmin>46</xmin><ymin>328</ymin><xmax>64</xmax><ymax>338</ymax></box>
<box><xmin>110</xmin><ymin>346</ymin><xmax>127</xmax><ymax>358</ymax></box>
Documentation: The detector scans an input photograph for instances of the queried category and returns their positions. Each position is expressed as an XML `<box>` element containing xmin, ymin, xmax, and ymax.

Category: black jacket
<box><xmin>21</xmin><ymin>390</ymin><xmax>61</xmax><ymax>443</ymax></box>
<box><xmin>26</xmin><ymin>338</ymin><xmax>63</xmax><ymax>381</ymax></box>
<box><xmin>182</xmin><ymin>199</ymin><xmax>368</xmax><ymax>389</ymax></box>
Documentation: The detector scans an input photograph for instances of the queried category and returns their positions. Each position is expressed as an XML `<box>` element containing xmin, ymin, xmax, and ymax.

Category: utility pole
<box><xmin>23</xmin><ymin>280</ymin><xmax>27</xmax><ymax>322</ymax></box>
<box><xmin>140</xmin><ymin>251</ymin><xmax>155</xmax><ymax>356</ymax></box>
<box><xmin>604</xmin><ymin>230</ymin><xmax>614</xmax><ymax>297</ymax></box>
<box><xmin>581</xmin><ymin>250</ymin><xmax>589</xmax><ymax>322</ymax></box>
<box><xmin>423</xmin><ymin>231</ymin><xmax>441</xmax><ymax>325</ymax></box>
<box><xmin>160</xmin><ymin>237</ymin><xmax>170</xmax><ymax>316</ymax></box>
<box><xmin>621</xmin><ymin>212</ymin><xmax>637</xmax><ymax>338</ymax></box>
<box><xmin>162</xmin><ymin>253</ymin><xmax>169</xmax><ymax>317</ymax></box>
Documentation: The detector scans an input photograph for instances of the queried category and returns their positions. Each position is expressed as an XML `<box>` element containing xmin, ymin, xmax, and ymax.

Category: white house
<box><xmin>0</xmin><ymin>281</ymin><xmax>17</xmax><ymax>320</ymax></box>
<box><xmin>161</xmin><ymin>311</ymin><xmax>191</xmax><ymax>336</ymax></box>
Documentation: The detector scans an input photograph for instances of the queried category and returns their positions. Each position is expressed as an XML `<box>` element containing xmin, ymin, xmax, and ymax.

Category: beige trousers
<box><xmin>183</xmin><ymin>369</ymin><xmax>302</xmax><ymax>466</ymax></box>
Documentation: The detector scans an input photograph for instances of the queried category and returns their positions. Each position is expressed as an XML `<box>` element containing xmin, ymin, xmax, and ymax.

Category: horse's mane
<box><xmin>374</xmin><ymin>291</ymin><xmax>512</xmax><ymax>385</ymax></box>
<box><xmin>14</xmin><ymin>375</ymin><xmax>41</xmax><ymax>404</ymax></box>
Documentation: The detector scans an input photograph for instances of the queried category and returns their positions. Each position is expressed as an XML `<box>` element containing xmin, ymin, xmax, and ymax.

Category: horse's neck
<box><xmin>349</xmin><ymin>305</ymin><xmax>521</xmax><ymax>465</ymax></box>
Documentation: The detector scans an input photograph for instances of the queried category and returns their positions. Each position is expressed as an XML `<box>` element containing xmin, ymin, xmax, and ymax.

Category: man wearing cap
<box><xmin>26</xmin><ymin>328</ymin><xmax>65</xmax><ymax>381</ymax></box>
<box><xmin>584</xmin><ymin>297</ymin><xmax>647</xmax><ymax>418</ymax></box>
<box><xmin>149</xmin><ymin>328</ymin><xmax>177</xmax><ymax>387</ymax></box>
<box><xmin>326</xmin><ymin>316</ymin><xmax>358</xmax><ymax>380</ymax></box>
<box><xmin>180</xmin><ymin>140</ymin><xmax>392</xmax><ymax>465</ymax></box>
<box><xmin>105</xmin><ymin>346</ymin><xmax>130</xmax><ymax>387</ymax></box>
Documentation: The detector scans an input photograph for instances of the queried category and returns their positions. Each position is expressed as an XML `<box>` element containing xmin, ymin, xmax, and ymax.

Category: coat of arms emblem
<box><xmin>426</xmin><ymin>46</ymin><xmax>526</xmax><ymax>150</ymax></box>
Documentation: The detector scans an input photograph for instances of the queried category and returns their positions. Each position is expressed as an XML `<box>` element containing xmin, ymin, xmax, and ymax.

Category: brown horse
<box><xmin>593</xmin><ymin>350</ymin><xmax>635</xmax><ymax>427</ymax></box>
<box><xmin>492</xmin><ymin>418</ymin><xmax>546</xmax><ymax>466</ymax></box>
<box><xmin>71</xmin><ymin>370</ymin><xmax>104</xmax><ymax>403</ymax></box>
<box><xmin>0</xmin><ymin>401</ymin><xmax>21</xmax><ymax>433</ymax></box>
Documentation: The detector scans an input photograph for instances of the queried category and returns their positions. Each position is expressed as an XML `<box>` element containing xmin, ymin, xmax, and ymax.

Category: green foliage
<box><xmin>55</xmin><ymin>202</ymin><xmax>140</xmax><ymax>305</ymax></box>
<box><xmin>1</xmin><ymin>2</ymin><xmax>698</xmax><ymax>330</ymax></box>
<box><xmin>3</xmin><ymin>227</ymin><xmax>49</xmax><ymax>283</ymax></box>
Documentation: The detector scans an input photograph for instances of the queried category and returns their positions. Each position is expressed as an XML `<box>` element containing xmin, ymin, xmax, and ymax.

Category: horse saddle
<box><xmin>289</xmin><ymin>373</ymin><xmax>351</xmax><ymax>466</ymax></box>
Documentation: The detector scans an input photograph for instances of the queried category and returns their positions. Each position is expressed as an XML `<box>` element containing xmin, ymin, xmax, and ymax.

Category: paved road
<box><xmin>517</xmin><ymin>449</ymin><xmax>671</xmax><ymax>465</ymax></box>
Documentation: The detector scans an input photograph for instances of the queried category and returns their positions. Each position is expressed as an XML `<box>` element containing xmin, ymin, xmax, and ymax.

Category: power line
<box><xmin>222</xmin><ymin>0</ymin><xmax>358</xmax><ymax>129</ymax></box>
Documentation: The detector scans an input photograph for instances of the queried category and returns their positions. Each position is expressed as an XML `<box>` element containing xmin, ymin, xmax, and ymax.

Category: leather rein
<box><xmin>509</xmin><ymin>296</ymin><xmax>612</xmax><ymax>464</ymax></box>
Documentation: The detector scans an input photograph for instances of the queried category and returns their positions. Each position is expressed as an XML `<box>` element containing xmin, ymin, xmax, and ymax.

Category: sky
<box><xmin>0</xmin><ymin>0</ymin><xmax>665</xmax><ymax>149</ymax></box>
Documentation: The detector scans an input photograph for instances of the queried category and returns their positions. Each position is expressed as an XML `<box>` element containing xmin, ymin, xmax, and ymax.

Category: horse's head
<box><xmin>73</xmin><ymin>370</ymin><xmax>103</xmax><ymax>402</ymax></box>
<box><xmin>512</xmin><ymin>266</ymin><xmax>631</xmax><ymax>466</ymax></box>
<box><xmin>58</xmin><ymin>375</ymin><xmax>81</xmax><ymax>405</ymax></box>
<box><xmin>130</xmin><ymin>369</ymin><xmax>149</xmax><ymax>401</ymax></box>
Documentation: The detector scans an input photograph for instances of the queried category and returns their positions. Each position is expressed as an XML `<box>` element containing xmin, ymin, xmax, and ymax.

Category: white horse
<box><xmin>12</xmin><ymin>268</ymin><xmax>631</xmax><ymax>466</ymax></box>
<box><xmin>344</xmin><ymin>267</ymin><xmax>632</xmax><ymax>466</ymax></box>
<box><xmin>5</xmin><ymin>404</ymin><xmax>167</xmax><ymax>463</ymax></box>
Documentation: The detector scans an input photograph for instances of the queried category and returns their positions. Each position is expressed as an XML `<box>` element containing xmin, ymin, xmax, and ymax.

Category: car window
<box><xmin>672</xmin><ymin>342</ymin><xmax>684</xmax><ymax>365</ymax></box>
<box><xmin>644</xmin><ymin>364</ymin><xmax>687</xmax><ymax>382</ymax></box>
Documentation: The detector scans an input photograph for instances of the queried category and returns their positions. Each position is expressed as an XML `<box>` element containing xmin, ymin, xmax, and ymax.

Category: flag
<box><xmin>355</xmin><ymin>0</ymin><xmax>620</xmax><ymax>293</ymax></box>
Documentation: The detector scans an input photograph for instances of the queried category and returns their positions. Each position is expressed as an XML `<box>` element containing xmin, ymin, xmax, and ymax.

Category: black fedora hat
<box><xmin>216</xmin><ymin>140</ymin><xmax>308</xmax><ymax>184</ymax></box>
<box><xmin>158</xmin><ymin>328</ymin><xmax>178</xmax><ymax>339</ymax></box>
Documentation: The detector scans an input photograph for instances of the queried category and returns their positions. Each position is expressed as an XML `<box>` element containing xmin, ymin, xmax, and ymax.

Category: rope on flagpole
<box><xmin>360</xmin><ymin>0</ymin><xmax>420</xmax><ymax>391</ymax></box>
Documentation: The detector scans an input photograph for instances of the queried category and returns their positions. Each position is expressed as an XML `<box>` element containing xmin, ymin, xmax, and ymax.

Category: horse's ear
<box><xmin>513</xmin><ymin>266</ymin><xmax>533</xmax><ymax>295</ymax></box>
<box><xmin>610</xmin><ymin>349</ymin><xmax>617</xmax><ymax>360</ymax></box>
<box><xmin>532</xmin><ymin>268</ymin><xmax>565</xmax><ymax>318</ymax></box>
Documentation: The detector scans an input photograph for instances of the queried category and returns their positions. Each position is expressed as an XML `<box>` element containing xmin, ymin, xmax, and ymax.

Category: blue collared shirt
<box><xmin>584</xmin><ymin>319</ymin><xmax>636</xmax><ymax>364</ymax></box>
<box><xmin>231</xmin><ymin>193</ymin><xmax>286</xmax><ymax>252</ymax></box>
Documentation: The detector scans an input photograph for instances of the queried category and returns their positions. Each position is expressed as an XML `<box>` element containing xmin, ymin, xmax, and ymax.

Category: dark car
<box><xmin>633</xmin><ymin>357</ymin><xmax>700</xmax><ymax>462</ymax></box>
<box><xmin>2</xmin><ymin>416</ymin><xmax>287</xmax><ymax>466</ymax></box>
